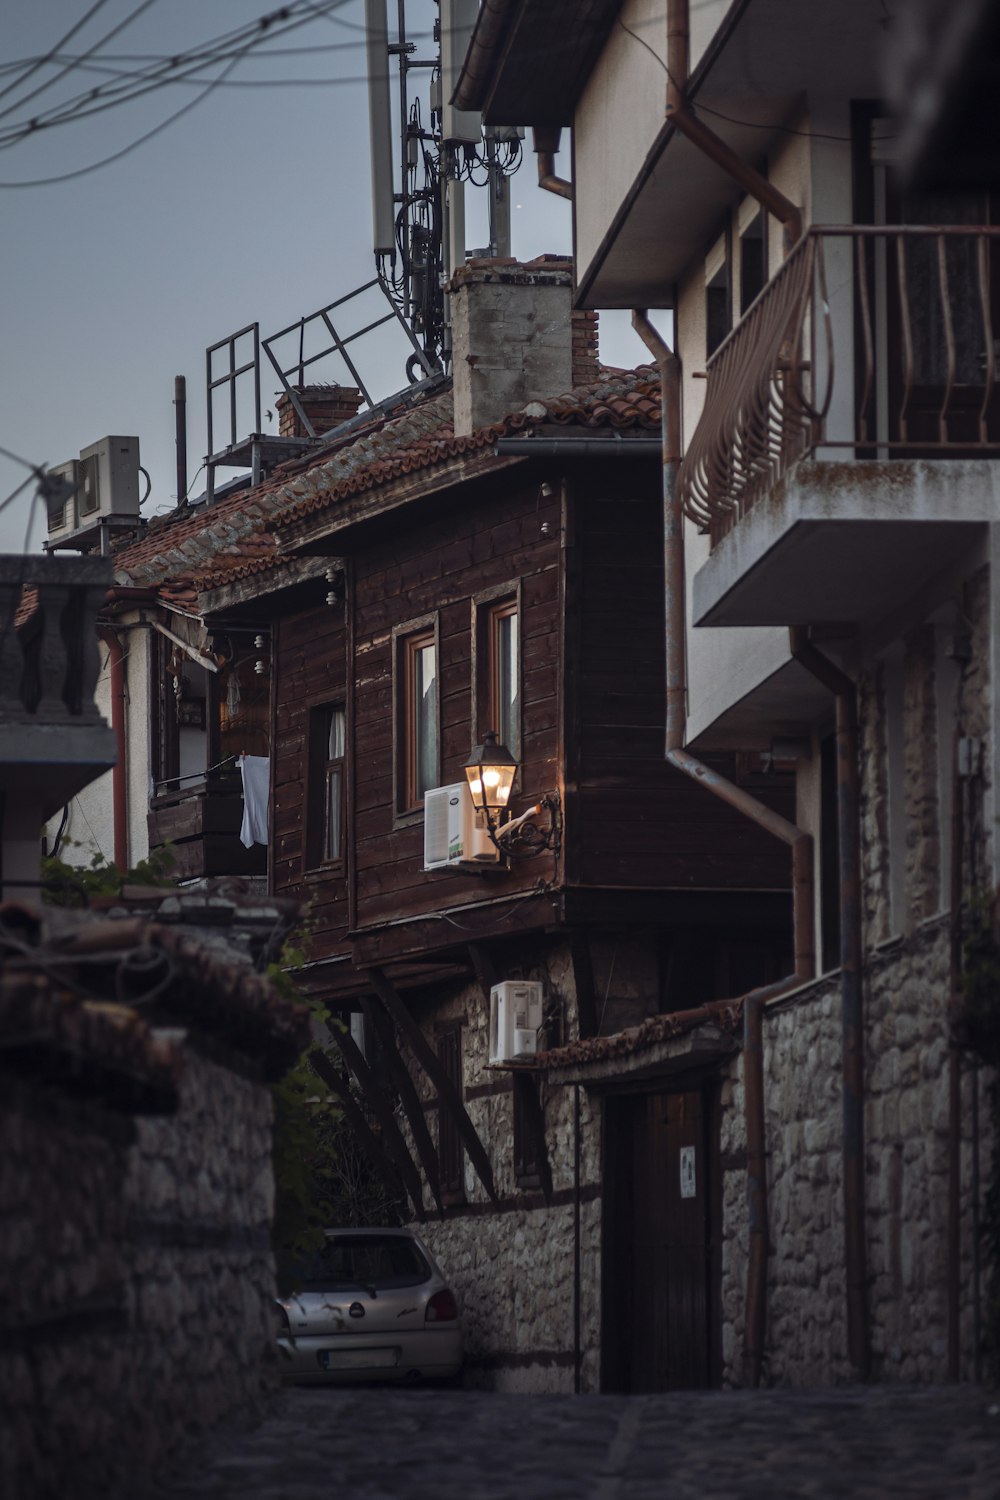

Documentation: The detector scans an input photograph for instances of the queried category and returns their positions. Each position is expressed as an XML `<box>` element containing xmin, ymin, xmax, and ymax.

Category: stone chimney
<box><xmin>449</xmin><ymin>257</ymin><xmax>576</xmax><ymax>436</ymax></box>
<box><xmin>275</xmin><ymin>384</ymin><xmax>364</xmax><ymax>439</ymax></box>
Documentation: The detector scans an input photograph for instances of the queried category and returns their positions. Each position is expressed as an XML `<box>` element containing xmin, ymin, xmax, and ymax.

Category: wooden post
<box><xmin>362</xmin><ymin>996</ymin><xmax>446</xmax><ymax>1218</ymax></box>
<box><xmin>367</xmin><ymin>966</ymin><xmax>499</xmax><ymax>1205</ymax></box>
<box><xmin>327</xmin><ymin>1026</ymin><xmax>427</xmax><ymax>1221</ymax></box>
<box><xmin>308</xmin><ymin>1049</ymin><xmax>410</xmax><ymax>1213</ymax></box>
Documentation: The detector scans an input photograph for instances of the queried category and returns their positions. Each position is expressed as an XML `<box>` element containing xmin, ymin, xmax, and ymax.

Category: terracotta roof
<box><xmin>1</xmin><ymin>891</ymin><xmax>311</xmax><ymax>1093</ymax></box>
<box><xmin>524</xmin><ymin>997</ymin><xmax>745</xmax><ymax>1071</ymax></box>
<box><xmin>0</xmin><ymin>948</ymin><xmax>182</xmax><ymax>1115</ymax></box>
<box><xmin>110</xmin><ymin>366</ymin><xmax>660</xmax><ymax>602</ymax></box>
<box><xmin>266</xmin><ymin>367</ymin><xmax>660</xmax><ymax>538</ymax></box>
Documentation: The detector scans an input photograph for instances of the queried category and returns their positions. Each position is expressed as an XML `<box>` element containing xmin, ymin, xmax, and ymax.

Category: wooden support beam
<box><xmin>467</xmin><ymin>942</ymin><xmax>499</xmax><ymax>1004</ymax></box>
<box><xmin>361</xmin><ymin>997</ymin><xmax>446</xmax><ymax>1218</ymax></box>
<box><xmin>327</xmin><ymin>1026</ymin><xmax>426</xmax><ymax>1221</ymax></box>
<box><xmin>570</xmin><ymin>931</ymin><xmax>599</xmax><ymax>1040</ymax></box>
<box><xmin>308</xmin><ymin>1049</ymin><xmax>409</xmax><ymax>1214</ymax></box>
<box><xmin>367</xmin><ymin>965</ymin><xmax>499</xmax><ymax>1206</ymax></box>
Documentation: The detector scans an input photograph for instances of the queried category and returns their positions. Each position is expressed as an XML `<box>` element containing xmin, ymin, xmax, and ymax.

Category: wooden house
<box><xmin>158</xmin><ymin>257</ymin><xmax>798</xmax><ymax>1392</ymax></box>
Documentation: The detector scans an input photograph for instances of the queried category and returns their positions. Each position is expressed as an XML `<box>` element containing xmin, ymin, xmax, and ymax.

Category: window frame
<box><xmin>304</xmin><ymin>698</ymin><xmax>347</xmax><ymax>873</ymax></box>
<box><xmin>392</xmin><ymin>613</ymin><xmax>440</xmax><ymax>822</ymax></box>
<box><xmin>704</xmin><ymin>228</ymin><xmax>732</xmax><ymax>359</ymax></box>
<box><xmin>472</xmin><ymin>580</ymin><xmax>522</xmax><ymax>760</ymax></box>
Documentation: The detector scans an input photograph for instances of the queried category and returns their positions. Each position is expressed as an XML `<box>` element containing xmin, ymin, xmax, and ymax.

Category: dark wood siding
<box><xmin>272</xmin><ymin>601</ymin><xmax>350</xmax><ymax>955</ymax></box>
<box><xmin>567</xmin><ymin>487</ymin><xmax>795</xmax><ymax>891</ymax></box>
<box><xmin>350</xmin><ymin>476</ymin><xmax>562</xmax><ymax>934</ymax></box>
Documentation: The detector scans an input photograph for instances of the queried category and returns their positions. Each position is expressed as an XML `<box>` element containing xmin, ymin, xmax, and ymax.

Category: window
<box><xmin>738</xmin><ymin>204</ymin><xmax>766</xmax><ymax>315</ymax></box>
<box><xmin>437</xmin><ymin>1024</ymin><xmax>465</xmax><ymax>1201</ymax></box>
<box><xmin>396</xmin><ymin>622</ymin><xmax>439</xmax><ymax>813</ymax></box>
<box><xmin>474</xmin><ymin>585</ymin><xmax>521</xmax><ymax>757</ymax></box>
<box><xmin>488</xmin><ymin>598</ymin><xmax>520</xmax><ymax>755</ymax></box>
<box><xmin>306</xmin><ymin>702</ymin><xmax>346</xmax><ymax>868</ymax></box>
<box><xmin>705</xmin><ymin>231</ymin><xmax>730</xmax><ymax>358</ymax></box>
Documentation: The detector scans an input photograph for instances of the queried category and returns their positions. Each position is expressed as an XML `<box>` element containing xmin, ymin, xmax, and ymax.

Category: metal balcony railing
<box><xmin>0</xmin><ymin>556</ymin><xmax>110</xmax><ymax>727</ymax></box>
<box><xmin>679</xmin><ymin>225</ymin><xmax>1000</xmax><ymax>545</ymax></box>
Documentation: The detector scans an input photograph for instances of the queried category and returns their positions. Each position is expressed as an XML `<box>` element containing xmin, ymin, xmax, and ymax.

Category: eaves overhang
<box><xmin>196</xmin><ymin>556</ymin><xmax>335</xmax><ymax>619</ymax></box>
<box><xmin>275</xmin><ymin>450</ymin><xmax>527</xmax><ymax>557</ymax></box>
<box><xmin>453</xmin><ymin>0</ymin><xmax>622</xmax><ymax>126</ymax></box>
<box><xmin>574</xmin><ymin>0</ymin><xmax>886</xmax><ymax>310</ymax></box>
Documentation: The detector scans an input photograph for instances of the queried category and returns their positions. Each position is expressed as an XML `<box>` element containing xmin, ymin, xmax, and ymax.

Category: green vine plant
<box><xmin>41</xmin><ymin>838</ymin><xmax>177</xmax><ymax>905</ymax></box>
<box><xmin>268</xmin><ymin>928</ymin><xmax>403</xmax><ymax>1295</ymax></box>
<box><xmin>957</xmin><ymin>889</ymin><xmax>1000</xmax><ymax>1383</ymax></box>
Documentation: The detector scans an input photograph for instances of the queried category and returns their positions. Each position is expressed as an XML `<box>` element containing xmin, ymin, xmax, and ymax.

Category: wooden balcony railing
<box><xmin>148</xmin><ymin>773</ymin><xmax>266</xmax><ymax>879</ymax></box>
<box><xmin>679</xmin><ymin>225</ymin><xmax>1000</xmax><ymax>546</ymax></box>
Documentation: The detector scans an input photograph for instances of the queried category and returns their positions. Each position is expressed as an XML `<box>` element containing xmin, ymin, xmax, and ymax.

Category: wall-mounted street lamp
<box><xmin>463</xmin><ymin>730</ymin><xmax>560</xmax><ymax>859</ymax></box>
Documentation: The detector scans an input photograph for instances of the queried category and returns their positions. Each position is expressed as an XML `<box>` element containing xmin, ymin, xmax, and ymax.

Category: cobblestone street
<box><xmin>155</xmin><ymin>1385</ymin><xmax>1000</xmax><ymax>1499</ymax></box>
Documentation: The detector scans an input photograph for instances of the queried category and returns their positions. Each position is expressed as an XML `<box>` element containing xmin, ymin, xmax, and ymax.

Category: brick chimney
<box><xmin>275</xmin><ymin>384</ymin><xmax>364</xmax><ymax>439</ymax></box>
<box><xmin>571</xmin><ymin>307</ymin><xmax>600</xmax><ymax>387</ymax></box>
<box><xmin>449</xmin><ymin>257</ymin><xmax>576</xmax><ymax>436</ymax></box>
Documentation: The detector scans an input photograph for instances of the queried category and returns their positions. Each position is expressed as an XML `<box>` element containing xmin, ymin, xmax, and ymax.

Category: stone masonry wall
<box><xmin>738</xmin><ymin>920</ymin><xmax>981</xmax><ymax>1388</ymax></box>
<box><xmin>1</xmin><ymin>1050</ymin><xmax>277</xmax><ymax>1500</ymax></box>
<box><xmin>404</xmin><ymin>944</ymin><xmax>604</xmax><ymax>1393</ymax></box>
<box><xmin>720</xmin><ymin>566</ymin><xmax>995</xmax><ymax>1387</ymax></box>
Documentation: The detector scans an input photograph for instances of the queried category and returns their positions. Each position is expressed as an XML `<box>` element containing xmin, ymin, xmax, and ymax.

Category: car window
<box><xmin>295</xmin><ymin>1236</ymin><xmax>432</xmax><ymax>1290</ymax></box>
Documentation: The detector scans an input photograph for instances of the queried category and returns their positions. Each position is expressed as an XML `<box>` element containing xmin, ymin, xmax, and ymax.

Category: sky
<box><xmin>0</xmin><ymin>0</ymin><xmax>651</xmax><ymax>553</ymax></box>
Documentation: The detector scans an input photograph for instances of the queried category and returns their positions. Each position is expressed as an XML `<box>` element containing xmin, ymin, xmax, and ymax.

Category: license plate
<box><xmin>319</xmin><ymin>1347</ymin><xmax>400</xmax><ymax>1371</ymax></box>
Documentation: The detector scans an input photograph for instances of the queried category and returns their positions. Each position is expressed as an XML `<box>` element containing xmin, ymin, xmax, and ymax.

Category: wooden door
<box><xmin>602</xmin><ymin>1088</ymin><xmax>713</xmax><ymax>1392</ymax></box>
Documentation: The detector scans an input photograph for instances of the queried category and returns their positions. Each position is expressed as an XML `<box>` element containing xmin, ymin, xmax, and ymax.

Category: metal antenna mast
<box><xmin>366</xmin><ymin>0</ymin><xmax>523</xmax><ymax>377</ymax></box>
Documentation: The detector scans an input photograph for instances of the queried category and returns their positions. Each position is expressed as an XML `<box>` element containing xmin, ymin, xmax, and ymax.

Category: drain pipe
<box><xmin>665</xmin><ymin>0</ymin><xmax>801</xmax><ymax>251</ymax></box>
<box><xmin>97</xmin><ymin>625</ymin><xmax>128</xmax><ymax>872</ymax></box>
<box><xmin>532</xmin><ymin>126</ymin><xmax>573</xmax><ymax>200</ymax></box>
<box><xmin>789</xmin><ymin>628</ymin><xmax>870</xmax><ymax>1380</ymax></box>
<box><xmin>633</xmin><ymin>307</ymin><xmax>815</xmax><ymax>1386</ymax></box>
<box><xmin>947</xmin><ymin>730</ymin><xmax>964</xmax><ymax>1380</ymax></box>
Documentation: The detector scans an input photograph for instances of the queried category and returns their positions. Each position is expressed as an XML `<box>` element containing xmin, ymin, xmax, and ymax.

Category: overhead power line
<box><xmin>0</xmin><ymin>0</ymin><xmax>365</xmax><ymax>185</ymax></box>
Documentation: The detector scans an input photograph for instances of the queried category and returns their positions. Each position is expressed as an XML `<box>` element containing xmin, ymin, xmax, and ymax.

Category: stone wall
<box><xmin>738</xmin><ymin>916</ymin><xmax>984</xmax><ymax>1388</ymax></box>
<box><xmin>404</xmin><ymin>948</ymin><xmax>605</xmax><ymax>1393</ymax></box>
<box><xmin>1</xmin><ymin>1048</ymin><xmax>277</xmax><ymax>1500</ymax></box>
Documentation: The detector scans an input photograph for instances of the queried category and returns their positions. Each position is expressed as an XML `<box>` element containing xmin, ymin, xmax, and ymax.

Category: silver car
<box><xmin>275</xmin><ymin>1227</ymin><xmax>462</xmax><ymax>1385</ymax></box>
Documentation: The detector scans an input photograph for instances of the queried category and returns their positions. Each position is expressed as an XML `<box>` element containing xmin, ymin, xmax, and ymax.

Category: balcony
<box><xmin>686</xmin><ymin>225</ymin><xmax>1000</xmax><ymax>629</ymax></box>
<box><xmin>0</xmin><ymin>556</ymin><xmax>116</xmax><ymax>816</ymax></box>
<box><xmin>148</xmin><ymin>770</ymin><xmax>266</xmax><ymax>880</ymax></box>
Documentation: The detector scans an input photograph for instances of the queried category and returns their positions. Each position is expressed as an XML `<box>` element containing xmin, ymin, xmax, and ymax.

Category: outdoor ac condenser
<box><xmin>489</xmin><ymin>980</ymin><xmax>544</xmax><ymax>1065</ymax></box>
<box><xmin>77</xmin><ymin>435</ymin><xmax>140</xmax><ymax>520</ymax></box>
<box><xmin>423</xmin><ymin>782</ymin><xmax>495</xmax><ymax>870</ymax></box>
<box><xmin>46</xmin><ymin>460</ymin><xmax>79</xmax><ymax>537</ymax></box>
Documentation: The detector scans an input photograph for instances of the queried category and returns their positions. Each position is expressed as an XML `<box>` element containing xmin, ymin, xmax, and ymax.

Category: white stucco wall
<box><xmin>574</xmin><ymin>0</ymin><xmax>666</xmax><ymax>290</ymax></box>
<box><xmin>678</xmin><ymin>108</ymin><xmax>864</xmax><ymax>745</ymax></box>
<box><xmin>47</xmin><ymin>618</ymin><xmax>153</xmax><ymax>872</ymax></box>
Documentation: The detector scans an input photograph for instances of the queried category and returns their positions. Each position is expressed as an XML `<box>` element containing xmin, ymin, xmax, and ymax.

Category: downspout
<box><xmin>633</xmin><ymin>308</ymin><xmax>815</xmax><ymax>1387</ymax></box>
<box><xmin>97</xmin><ymin>625</ymin><xmax>128</xmax><ymax>872</ymax></box>
<box><xmin>532</xmin><ymin>126</ymin><xmax>573</xmax><ymax>200</ymax></box>
<box><xmin>947</xmin><ymin>729</ymin><xmax>963</xmax><ymax>1380</ymax></box>
<box><xmin>665</xmin><ymin>0</ymin><xmax>802</xmax><ymax>251</ymax></box>
<box><xmin>789</xmin><ymin>627</ymin><xmax>870</xmax><ymax>1380</ymax></box>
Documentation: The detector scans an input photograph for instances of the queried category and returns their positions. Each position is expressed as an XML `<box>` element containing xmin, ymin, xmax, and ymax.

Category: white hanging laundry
<box><xmin>239</xmin><ymin>754</ymin><xmax>270</xmax><ymax>848</ymax></box>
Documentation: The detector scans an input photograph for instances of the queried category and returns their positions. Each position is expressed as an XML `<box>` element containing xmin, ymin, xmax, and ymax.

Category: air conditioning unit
<box><xmin>423</xmin><ymin>782</ymin><xmax>496</xmax><ymax>870</ymax></box>
<box><xmin>489</xmin><ymin>981</ymin><xmax>544</xmax><ymax>1065</ymax></box>
<box><xmin>78</xmin><ymin>435</ymin><xmax>140</xmax><ymax>519</ymax></box>
<box><xmin>46</xmin><ymin>460</ymin><xmax>79</xmax><ymax>536</ymax></box>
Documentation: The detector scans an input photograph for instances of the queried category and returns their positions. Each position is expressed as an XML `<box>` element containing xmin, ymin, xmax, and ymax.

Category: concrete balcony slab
<box><xmin>0</xmin><ymin>722</ymin><xmax>117</xmax><ymax>821</ymax></box>
<box><xmin>692</xmin><ymin>460</ymin><xmax>999</xmax><ymax>628</ymax></box>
